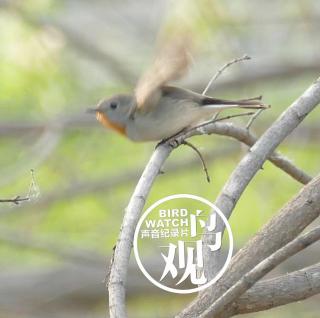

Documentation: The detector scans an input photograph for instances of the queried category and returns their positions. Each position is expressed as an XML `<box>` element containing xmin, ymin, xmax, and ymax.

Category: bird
<box><xmin>88</xmin><ymin>38</ymin><xmax>268</xmax><ymax>142</ymax></box>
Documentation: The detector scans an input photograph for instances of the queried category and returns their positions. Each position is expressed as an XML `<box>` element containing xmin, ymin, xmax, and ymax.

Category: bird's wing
<box><xmin>134</xmin><ymin>35</ymin><xmax>191</xmax><ymax>112</ymax></box>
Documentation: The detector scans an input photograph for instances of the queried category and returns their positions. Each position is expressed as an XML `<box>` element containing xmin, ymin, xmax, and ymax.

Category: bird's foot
<box><xmin>155</xmin><ymin>128</ymin><xmax>188</xmax><ymax>149</ymax></box>
<box><xmin>156</xmin><ymin>137</ymin><xmax>180</xmax><ymax>149</ymax></box>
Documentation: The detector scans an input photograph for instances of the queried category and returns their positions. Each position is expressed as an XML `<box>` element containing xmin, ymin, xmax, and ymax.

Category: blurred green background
<box><xmin>0</xmin><ymin>0</ymin><xmax>319</xmax><ymax>317</ymax></box>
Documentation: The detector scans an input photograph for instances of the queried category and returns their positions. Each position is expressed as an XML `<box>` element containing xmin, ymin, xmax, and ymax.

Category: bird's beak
<box><xmin>86</xmin><ymin>107</ymin><xmax>99</xmax><ymax>114</ymax></box>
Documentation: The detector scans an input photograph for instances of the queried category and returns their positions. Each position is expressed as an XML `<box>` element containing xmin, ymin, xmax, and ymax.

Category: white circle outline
<box><xmin>133</xmin><ymin>194</ymin><xmax>233</xmax><ymax>294</ymax></box>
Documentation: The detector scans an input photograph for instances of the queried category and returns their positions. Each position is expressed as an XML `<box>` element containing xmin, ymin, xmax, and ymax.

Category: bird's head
<box><xmin>87</xmin><ymin>94</ymin><xmax>133</xmax><ymax>135</ymax></box>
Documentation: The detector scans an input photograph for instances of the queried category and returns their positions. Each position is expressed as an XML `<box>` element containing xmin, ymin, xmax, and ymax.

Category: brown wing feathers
<box><xmin>134</xmin><ymin>36</ymin><xmax>191</xmax><ymax>110</ymax></box>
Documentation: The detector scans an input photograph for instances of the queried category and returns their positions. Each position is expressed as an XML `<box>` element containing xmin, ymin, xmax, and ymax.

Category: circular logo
<box><xmin>134</xmin><ymin>194</ymin><xmax>233</xmax><ymax>294</ymax></box>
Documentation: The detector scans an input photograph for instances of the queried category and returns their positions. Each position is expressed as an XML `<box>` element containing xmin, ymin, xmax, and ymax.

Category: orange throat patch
<box><xmin>96</xmin><ymin>112</ymin><xmax>126</xmax><ymax>136</ymax></box>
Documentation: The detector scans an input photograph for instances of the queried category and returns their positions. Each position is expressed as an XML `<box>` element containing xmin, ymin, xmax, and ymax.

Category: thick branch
<box><xmin>108</xmin><ymin>145</ymin><xmax>172</xmax><ymax>318</ymax></box>
<box><xmin>180</xmin><ymin>121</ymin><xmax>312</xmax><ymax>185</ymax></box>
<box><xmin>235</xmin><ymin>262</ymin><xmax>320</xmax><ymax>314</ymax></box>
<box><xmin>200</xmin><ymin>226</ymin><xmax>320</xmax><ymax>317</ymax></box>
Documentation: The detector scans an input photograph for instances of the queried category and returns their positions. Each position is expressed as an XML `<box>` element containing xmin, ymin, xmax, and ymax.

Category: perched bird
<box><xmin>88</xmin><ymin>38</ymin><xmax>268</xmax><ymax>142</ymax></box>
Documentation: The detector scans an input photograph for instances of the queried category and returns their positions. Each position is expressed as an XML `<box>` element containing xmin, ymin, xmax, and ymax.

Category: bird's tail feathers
<box><xmin>202</xmin><ymin>95</ymin><xmax>270</xmax><ymax>110</ymax></box>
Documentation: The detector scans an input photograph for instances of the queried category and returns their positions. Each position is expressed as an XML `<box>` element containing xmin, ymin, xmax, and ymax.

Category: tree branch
<box><xmin>0</xmin><ymin>169</ymin><xmax>40</xmax><ymax>205</ymax></box>
<box><xmin>191</xmin><ymin>60</ymin><xmax>320</xmax><ymax>93</ymax></box>
<box><xmin>200</xmin><ymin>226</ymin><xmax>320</xmax><ymax>317</ymax></box>
<box><xmin>178</xmin><ymin>121</ymin><xmax>312</xmax><ymax>185</ymax></box>
<box><xmin>0</xmin><ymin>196</ymin><xmax>29</xmax><ymax>204</ymax></box>
<box><xmin>108</xmin><ymin>145</ymin><xmax>172</xmax><ymax>318</ymax></box>
<box><xmin>202</xmin><ymin>55</ymin><xmax>251</xmax><ymax>95</ymax></box>
<box><xmin>234</xmin><ymin>262</ymin><xmax>320</xmax><ymax>314</ymax></box>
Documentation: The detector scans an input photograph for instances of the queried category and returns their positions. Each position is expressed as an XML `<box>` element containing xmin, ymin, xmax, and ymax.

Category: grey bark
<box><xmin>108</xmin><ymin>145</ymin><xmax>172</xmax><ymax>318</ymax></box>
<box><xmin>200</xmin><ymin>226</ymin><xmax>320</xmax><ymax>317</ymax></box>
<box><xmin>235</xmin><ymin>262</ymin><xmax>320</xmax><ymax>314</ymax></box>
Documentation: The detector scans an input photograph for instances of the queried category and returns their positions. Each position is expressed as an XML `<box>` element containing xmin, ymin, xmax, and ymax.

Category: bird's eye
<box><xmin>110</xmin><ymin>101</ymin><xmax>118</xmax><ymax>110</ymax></box>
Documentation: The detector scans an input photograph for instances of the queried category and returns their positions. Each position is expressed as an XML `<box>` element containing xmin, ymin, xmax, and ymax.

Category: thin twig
<box><xmin>0</xmin><ymin>169</ymin><xmax>39</xmax><ymax>205</ymax></box>
<box><xmin>193</xmin><ymin>112</ymin><xmax>255</xmax><ymax>133</ymax></box>
<box><xmin>202</xmin><ymin>55</ymin><xmax>251</xmax><ymax>95</ymax></box>
<box><xmin>246</xmin><ymin>109</ymin><xmax>265</xmax><ymax>130</ymax></box>
<box><xmin>0</xmin><ymin>196</ymin><xmax>30</xmax><ymax>205</ymax></box>
<box><xmin>27</xmin><ymin>169</ymin><xmax>40</xmax><ymax>199</ymax></box>
<box><xmin>165</xmin><ymin>112</ymin><xmax>254</xmax><ymax>146</ymax></box>
<box><xmin>182</xmin><ymin>141</ymin><xmax>210</xmax><ymax>183</ymax></box>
